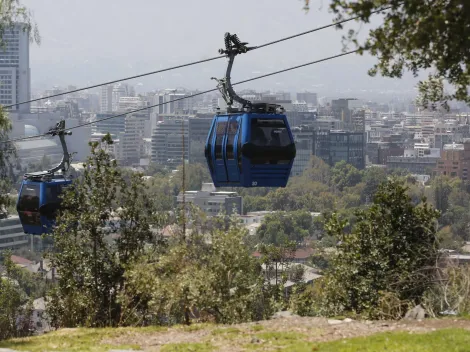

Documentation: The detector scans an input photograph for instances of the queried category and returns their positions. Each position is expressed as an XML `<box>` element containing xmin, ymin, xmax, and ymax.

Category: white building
<box><xmin>118</xmin><ymin>96</ymin><xmax>145</xmax><ymax>111</ymax></box>
<box><xmin>31</xmin><ymin>297</ymin><xmax>51</xmax><ymax>333</ymax></box>
<box><xmin>0</xmin><ymin>215</ymin><xmax>28</xmax><ymax>250</ymax></box>
<box><xmin>176</xmin><ymin>183</ymin><xmax>243</xmax><ymax>216</ymax></box>
<box><xmin>154</xmin><ymin>89</ymin><xmax>194</xmax><ymax>114</ymax></box>
<box><xmin>112</xmin><ymin>83</ymin><xmax>134</xmax><ymax>111</ymax></box>
<box><xmin>99</xmin><ymin>85</ymin><xmax>113</xmax><ymax>112</ymax></box>
<box><xmin>0</xmin><ymin>23</ymin><xmax>31</xmax><ymax>112</ymax></box>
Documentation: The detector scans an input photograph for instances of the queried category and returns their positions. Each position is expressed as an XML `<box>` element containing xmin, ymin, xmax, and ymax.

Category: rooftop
<box><xmin>15</xmin><ymin>139</ymin><xmax>58</xmax><ymax>150</ymax></box>
<box><xmin>443</xmin><ymin>143</ymin><xmax>464</xmax><ymax>150</ymax></box>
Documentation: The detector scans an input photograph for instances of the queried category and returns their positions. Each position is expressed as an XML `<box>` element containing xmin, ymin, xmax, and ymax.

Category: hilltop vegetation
<box><xmin>2</xmin><ymin>317</ymin><xmax>470</xmax><ymax>351</ymax></box>
<box><xmin>4</xmin><ymin>135</ymin><xmax>470</xmax><ymax>343</ymax></box>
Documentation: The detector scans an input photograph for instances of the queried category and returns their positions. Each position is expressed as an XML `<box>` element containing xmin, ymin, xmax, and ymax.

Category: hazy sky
<box><xmin>23</xmin><ymin>0</ymin><xmax>421</xmax><ymax>98</ymax></box>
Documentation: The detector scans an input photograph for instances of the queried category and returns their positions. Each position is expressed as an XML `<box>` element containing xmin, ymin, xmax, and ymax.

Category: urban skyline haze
<box><xmin>23</xmin><ymin>0</ymin><xmax>423</xmax><ymax>100</ymax></box>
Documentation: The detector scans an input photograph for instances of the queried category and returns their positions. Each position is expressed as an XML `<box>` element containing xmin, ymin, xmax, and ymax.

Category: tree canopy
<box><xmin>304</xmin><ymin>0</ymin><xmax>470</xmax><ymax>105</ymax></box>
<box><xmin>323</xmin><ymin>179</ymin><xmax>440</xmax><ymax>317</ymax></box>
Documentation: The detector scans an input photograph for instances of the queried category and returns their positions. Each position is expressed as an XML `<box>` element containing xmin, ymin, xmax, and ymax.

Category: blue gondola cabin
<box><xmin>16</xmin><ymin>177</ymin><xmax>72</xmax><ymax>235</ymax></box>
<box><xmin>205</xmin><ymin>108</ymin><xmax>296</xmax><ymax>188</ymax></box>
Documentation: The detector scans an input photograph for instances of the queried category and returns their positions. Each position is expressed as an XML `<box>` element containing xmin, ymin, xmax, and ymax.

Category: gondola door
<box><xmin>213</xmin><ymin>117</ymin><xmax>229</xmax><ymax>183</ymax></box>
<box><xmin>224</xmin><ymin>116</ymin><xmax>241</xmax><ymax>183</ymax></box>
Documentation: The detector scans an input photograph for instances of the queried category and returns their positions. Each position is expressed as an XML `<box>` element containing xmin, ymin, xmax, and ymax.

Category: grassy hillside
<box><xmin>1</xmin><ymin>317</ymin><xmax>470</xmax><ymax>351</ymax></box>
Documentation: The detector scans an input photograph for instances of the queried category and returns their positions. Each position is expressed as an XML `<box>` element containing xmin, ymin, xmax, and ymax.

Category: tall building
<box><xmin>112</xmin><ymin>83</ymin><xmax>134</xmax><ymax>111</ymax></box>
<box><xmin>291</xmin><ymin>125</ymin><xmax>314</xmax><ymax>177</ymax></box>
<box><xmin>434</xmin><ymin>141</ymin><xmax>470</xmax><ymax>180</ymax></box>
<box><xmin>99</xmin><ymin>85</ymin><xmax>113</xmax><ymax>112</ymax></box>
<box><xmin>0</xmin><ymin>23</ymin><xmax>31</xmax><ymax>112</ymax></box>
<box><xmin>154</xmin><ymin>90</ymin><xmax>194</xmax><ymax>114</ymax></box>
<box><xmin>151</xmin><ymin>116</ymin><xmax>189</xmax><ymax>167</ymax></box>
<box><xmin>93</xmin><ymin>112</ymin><xmax>126</xmax><ymax>135</ymax></box>
<box><xmin>115</xmin><ymin>112</ymin><xmax>148</xmax><ymax>166</ymax></box>
<box><xmin>296</xmin><ymin>92</ymin><xmax>318</xmax><ymax>106</ymax></box>
<box><xmin>0</xmin><ymin>215</ymin><xmax>29</xmax><ymax>250</ymax></box>
<box><xmin>188</xmin><ymin>117</ymin><xmax>212</xmax><ymax>165</ymax></box>
<box><xmin>314</xmin><ymin>130</ymin><xmax>366</xmax><ymax>170</ymax></box>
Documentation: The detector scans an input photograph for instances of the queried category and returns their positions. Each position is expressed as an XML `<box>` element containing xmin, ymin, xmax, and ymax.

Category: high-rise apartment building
<box><xmin>0</xmin><ymin>215</ymin><xmax>28</xmax><ymax>250</ymax></box>
<box><xmin>188</xmin><ymin>117</ymin><xmax>212</xmax><ymax>165</ymax></box>
<box><xmin>154</xmin><ymin>90</ymin><xmax>195</xmax><ymax>114</ymax></box>
<box><xmin>0</xmin><ymin>23</ymin><xmax>30</xmax><ymax>112</ymax></box>
<box><xmin>151</xmin><ymin>116</ymin><xmax>189</xmax><ymax>167</ymax></box>
<box><xmin>291</xmin><ymin>125</ymin><xmax>314</xmax><ymax>177</ymax></box>
<box><xmin>296</xmin><ymin>92</ymin><xmax>318</xmax><ymax>106</ymax></box>
<box><xmin>100</xmin><ymin>85</ymin><xmax>113</xmax><ymax>112</ymax></box>
<box><xmin>314</xmin><ymin>130</ymin><xmax>366</xmax><ymax>170</ymax></box>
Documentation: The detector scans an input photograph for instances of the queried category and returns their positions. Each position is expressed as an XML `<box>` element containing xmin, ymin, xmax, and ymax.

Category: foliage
<box><xmin>0</xmin><ymin>252</ymin><xmax>33</xmax><ymax>341</ymax></box>
<box><xmin>289</xmin><ymin>279</ymin><xmax>326</xmax><ymax>317</ymax></box>
<box><xmin>0</xmin><ymin>1</ymin><xmax>40</xmax><ymax>46</ymax></box>
<box><xmin>256</xmin><ymin>210</ymin><xmax>315</xmax><ymax>245</ymax></box>
<box><xmin>311</xmin><ymin>0</ymin><xmax>470</xmax><ymax>105</ymax></box>
<box><xmin>330</xmin><ymin>161</ymin><xmax>362</xmax><ymax>192</ymax></box>
<box><xmin>437</xmin><ymin>226</ymin><xmax>464</xmax><ymax>251</ymax></box>
<box><xmin>423</xmin><ymin>264</ymin><xmax>470</xmax><ymax>318</ymax></box>
<box><xmin>0</xmin><ymin>106</ymin><xmax>14</xmax><ymax>214</ymax></box>
<box><xmin>322</xmin><ymin>179</ymin><xmax>440</xmax><ymax>318</ymax></box>
<box><xmin>171</xmin><ymin>163</ymin><xmax>211</xmax><ymax>192</ymax></box>
<box><xmin>362</xmin><ymin>167</ymin><xmax>387</xmax><ymax>203</ymax></box>
<box><xmin>121</xmin><ymin>217</ymin><xmax>275</xmax><ymax>325</ymax></box>
<box><xmin>46</xmin><ymin>135</ymin><xmax>167</xmax><ymax>328</ymax></box>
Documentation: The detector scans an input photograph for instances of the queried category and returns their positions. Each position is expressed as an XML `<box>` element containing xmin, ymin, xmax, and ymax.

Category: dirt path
<box><xmin>104</xmin><ymin>316</ymin><xmax>470</xmax><ymax>351</ymax></box>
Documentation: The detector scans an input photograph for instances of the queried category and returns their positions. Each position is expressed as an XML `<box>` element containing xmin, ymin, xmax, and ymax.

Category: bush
<box><xmin>423</xmin><ymin>264</ymin><xmax>470</xmax><ymax>317</ymax></box>
<box><xmin>289</xmin><ymin>280</ymin><xmax>326</xmax><ymax>317</ymax></box>
<box><xmin>321</xmin><ymin>180</ymin><xmax>440</xmax><ymax>318</ymax></box>
<box><xmin>120</xmin><ymin>220</ymin><xmax>277</xmax><ymax>325</ymax></box>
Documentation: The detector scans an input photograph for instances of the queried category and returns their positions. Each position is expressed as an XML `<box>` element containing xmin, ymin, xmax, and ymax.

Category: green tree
<box><xmin>0</xmin><ymin>252</ymin><xmax>33</xmax><ymax>340</ymax></box>
<box><xmin>304</xmin><ymin>0</ymin><xmax>470</xmax><ymax>104</ymax></box>
<box><xmin>256</xmin><ymin>210</ymin><xmax>314</xmax><ymax>245</ymax></box>
<box><xmin>330</xmin><ymin>160</ymin><xmax>362</xmax><ymax>192</ymax></box>
<box><xmin>0</xmin><ymin>109</ymin><xmax>15</xmax><ymax>214</ymax></box>
<box><xmin>431</xmin><ymin>176</ymin><xmax>455</xmax><ymax>213</ymax></box>
<box><xmin>46</xmin><ymin>135</ymin><xmax>166</xmax><ymax>328</ymax></box>
<box><xmin>323</xmin><ymin>179</ymin><xmax>440</xmax><ymax>317</ymax></box>
<box><xmin>257</xmin><ymin>240</ymin><xmax>296</xmax><ymax>297</ymax></box>
<box><xmin>121</xmin><ymin>218</ymin><xmax>274</xmax><ymax>325</ymax></box>
<box><xmin>170</xmin><ymin>162</ymin><xmax>211</xmax><ymax>192</ymax></box>
<box><xmin>300</xmin><ymin>156</ymin><xmax>331</xmax><ymax>185</ymax></box>
<box><xmin>242</xmin><ymin>195</ymin><xmax>269</xmax><ymax>214</ymax></box>
<box><xmin>362</xmin><ymin>167</ymin><xmax>387</xmax><ymax>203</ymax></box>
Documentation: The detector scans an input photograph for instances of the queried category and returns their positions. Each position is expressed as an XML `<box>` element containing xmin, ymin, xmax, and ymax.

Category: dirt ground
<box><xmin>103</xmin><ymin>316</ymin><xmax>470</xmax><ymax>351</ymax></box>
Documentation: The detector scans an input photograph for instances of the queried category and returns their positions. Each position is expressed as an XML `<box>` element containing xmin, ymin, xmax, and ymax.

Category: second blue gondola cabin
<box><xmin>16</xmin><ymin>177</ymin><xmax>72</xmax><ymax>235</ymax></box>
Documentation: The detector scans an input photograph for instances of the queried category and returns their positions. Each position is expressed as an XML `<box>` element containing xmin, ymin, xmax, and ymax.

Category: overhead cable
<box><xmin>2</xmin><ymin>49</ymin><xmax>358</xmax><ymax>144</ymax></box>
<box><xmin>4</xmin><ymin>5</ymin><xmax>392</xmax><ymax>109</ymax></box>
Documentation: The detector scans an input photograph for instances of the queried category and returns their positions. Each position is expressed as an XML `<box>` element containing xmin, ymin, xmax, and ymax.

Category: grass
<box><xmin>180</xmin><ymin>323</ymin><xmax>213</xmax><ymax>332</ymax></box>
<box><xmin>160</xmin><ymin>342</ymin><xmax>213</xmax><ymax>352</ymax></box>
<box><xmin>243</xmin><ymin>328</ymin><xmax>470</xmax><ymax>352</ymax></box>
<box><xmin>211</xmin><ymin>327</ymin><xmax>241</xmax><ymax>336</ymax></box>
<box><xmin>1</xmin><ymin>325</ymin><xmax>470</xmax><ymax>352</ymax></box>
<box><xmin>250</xmin><ymin>324</ymin><xmax>264</xmax><ymax>332</ymax></box>
<box><xmin>0</xmin><ymin>327</ymin><xmax>145</xmax><ymax>352</ymax></box>
<box><xmin>312</xmin><ymin>328</ymin><xmax>470</xmax><ymax>352</ymax></box>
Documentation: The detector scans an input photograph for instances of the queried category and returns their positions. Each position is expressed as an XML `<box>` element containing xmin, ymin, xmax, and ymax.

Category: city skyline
<box><xmin>22</xmin><ymin>0</ymin><xmax>424</xmax><ymax>98</ymax></box>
